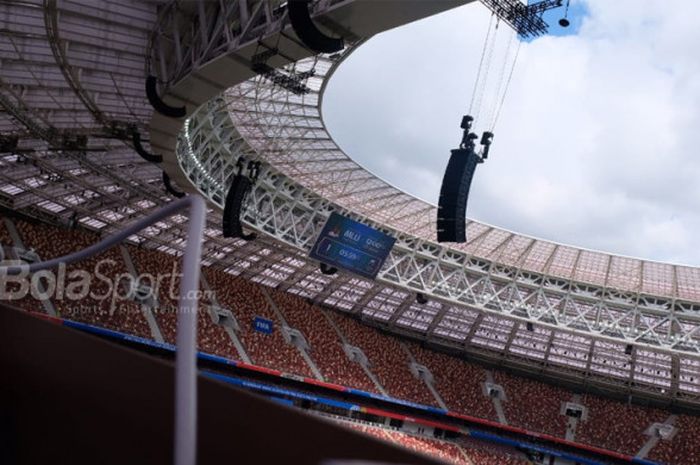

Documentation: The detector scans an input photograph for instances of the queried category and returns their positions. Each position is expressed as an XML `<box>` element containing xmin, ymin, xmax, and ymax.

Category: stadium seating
<box><xmin>10</xmin><ymin>218</ymin><xmax>151</xmax><ymax>339</ymax></box>
<box><xmin>127</xmin><ymin>247</ymin><xmax>180</xmax><ymax>341</ymax></box>
<box><xmin>647</xmin><ymin>414</ymin><xmax>700</xmax><ymax>465</ymax></box>
<box><xmin>343</xmin><ymin>420</ymin><xmax>392</xmax><ymax>440</ymax></box>
<box><xmin>340</xmin><ymin>419</ymin><xmax>528</xmax><ymax>465</ymax></box>
<box><xmin>196</xmin><ymin>302</ymin><xmax>239</xmax><ymax>360</ymax></box>
<box><xmin>407</xmin><ymin>342</ymin><xmax>497</xmax><ymax>421</ymax></box>
<box><xmin>141</xmin><ymin>247</ymin><xmax>235</xmax><ymax>352</ymax></box>
<box><xmin>0</xmin><ymin>219</ymin><xmax>32</xmax><ymax>311</ymax></box>
<box><xmin>460</xmin><ymin>446</ymin><xmax>529</xmax><ymax>465</ymax></box>
<box><xmin>381</xmin><ymin>430</ymin><xmax>469</xmax><ymax>465</ymax></box>
<box><xmin>0</xmin><ymin>218</ymin><xmax>12</xmax><ymax>245</ymax></box>
<box><xmin>6</xmin><ymin>215</ymin><xmax>700</xmax><ymax>464</ymax></box>
<box><xmin>269</xmin><ymin>289</ymin><xmax>378</xmax><ymax>392</ymax></box>
<box><xmin>459</xmin><ymin>437</ymin><xmax>530</xmax><ymax>465</ymax></box>
<box><xmin>575</xmin><ymin>394</ymin><xmax>668</xmax><ymax>455</ymax></box>
<box><xmin>330</xmin><ymin>312</ymin><xmax>437</xmax><ymax>405</ymax></box>
<box><xmin>127</xmin><ymin>247</ymin><xmax>240</xmax><ymax>360</ymax></box>
<box><xmin>341</xmin><ymin>421</ymin><xmax>468</xmax><ymax>464</ymax></box>
<box><xmin>203</xmin><ymin>268</ymin><xmax>314</xmax><ymax>377</ymax></box>
<box><xmin>492</xmin><ymin>370</ymin><xmax>569</xmax><ymax>437</ymax></box>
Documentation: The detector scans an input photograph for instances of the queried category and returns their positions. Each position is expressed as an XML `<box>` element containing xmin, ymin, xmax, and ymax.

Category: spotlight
<box><xmin>559</xmin><ymin>0</ymin><xmax>572</xmax><ymax>27</ymax></box>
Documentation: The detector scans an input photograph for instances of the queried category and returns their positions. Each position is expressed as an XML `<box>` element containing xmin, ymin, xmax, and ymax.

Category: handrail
<box><xmin>0</xmin><ymin>195</ymin><xmax>206</xmax><ymax>465</ymax></box>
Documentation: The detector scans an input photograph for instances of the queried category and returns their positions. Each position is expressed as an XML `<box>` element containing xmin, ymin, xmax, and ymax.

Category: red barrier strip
<box><xmin>445</xmin><ymin>411</ymin><xmax>632</xmax><ymax>460</ymax></box>
<box><xmin>236</xmin><ymin>362</ymin><xmax>283</xmax><ymax>378</ymax></box>
<box><xmin>31</xmin><ymin>312</ymin><xmax>638</xmax><ymax>463</ymax></box>
<box><xmin>362</xmin><ymin>407</ymin><xmax>461</xmax><ymax>433</ymax></box>
<box><xmin>303</xmin><ymin>377</ymin><xmax>349</xmax><ymax>392</ymax></box>
<box><xmin>28</xmin><ymin>310</ymin><xmax>63</xmax><ymax>325</ymax></box>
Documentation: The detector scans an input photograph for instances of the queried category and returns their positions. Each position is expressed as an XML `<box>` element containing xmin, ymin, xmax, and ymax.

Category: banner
<box><xmin>253</xmin><ymin>316</ymin><xmax>274</xmax><ymax>334</ymax></box>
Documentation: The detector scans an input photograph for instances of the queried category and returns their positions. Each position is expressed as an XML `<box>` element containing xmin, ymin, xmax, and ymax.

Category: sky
<box><xmin>323</xmin><ymin>0</ymin><xmax>700</xmax><ymax>266</ymax></box>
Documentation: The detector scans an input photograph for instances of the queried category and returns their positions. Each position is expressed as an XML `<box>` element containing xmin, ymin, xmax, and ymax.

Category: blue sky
<box><xmin>323</xmin><ymin>0</ymin><xmax>700</xmax><ymax>265</ymax></box>
<box><xmin>541</xmin><ymin>1</ymin><xmax>587</xmax><ymax>37</ymax></box>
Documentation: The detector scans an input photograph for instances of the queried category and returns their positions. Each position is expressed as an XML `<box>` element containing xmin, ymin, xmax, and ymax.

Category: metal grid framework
<box><xmin>3</xmin><ymin>0</ymin><xmax>700</xmax><ymax>405</ymax></box>
<box><xmin>0</xmin><ymin>0</ymin><xmax>171</xmax><ymax>238</ymax></box>
<box><xmin>224</xmin><ymin>50</ymin><xmax>700</xmax><ymax>304</ymax></box>
<box><xmin>0</xmin><ymin>0</ymin><xmax>343</xmax><ymax>258</ymax></box>
<box><xmin>222</xmin><ymin>51</ymin><xmax>700</xmax><ymax>349</ymax></box>
<box><xmin>177</xmin><ymin>87</ymin><xmax>700</xmax><ymax>404</ymax></box>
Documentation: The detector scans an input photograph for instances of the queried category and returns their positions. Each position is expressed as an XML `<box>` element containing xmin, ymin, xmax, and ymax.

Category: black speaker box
<box><xmin>437</xmin><ymin>148</ymin><xmax>481</xmax><ymax>243</ymax></box>
<box><xmin>222</xmin><ymin>174</ymin><xmax>253</xmax><ymax>239</ymax></box>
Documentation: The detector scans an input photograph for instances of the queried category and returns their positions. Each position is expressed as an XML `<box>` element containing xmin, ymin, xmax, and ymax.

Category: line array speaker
<box><xmin>222</xmin><ymin>174</ymin><xmax>256</xmax><ymax>241</ymax></box>
<box><xmin>437</xmin><ymin>148</ymin><xmax>481</xmax><ymax>243</ymax></box>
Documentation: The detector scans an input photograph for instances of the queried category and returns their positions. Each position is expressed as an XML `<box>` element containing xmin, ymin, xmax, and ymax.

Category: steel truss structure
<box><xmin>2</xmin><ymin>0</ymin><xmax>700</xmax><ymax>406</ymax></box>
<box><xmin>176</xmin><ymin>41</ymin><xmax>700</xmax><ymax>404</ymax></box>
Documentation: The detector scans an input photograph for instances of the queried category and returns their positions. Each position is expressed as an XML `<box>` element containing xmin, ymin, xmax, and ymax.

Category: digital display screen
<box><xmin>309</xmin><ymin>213</ymin><xmax>396</xmax><ymax>279</ymax></box>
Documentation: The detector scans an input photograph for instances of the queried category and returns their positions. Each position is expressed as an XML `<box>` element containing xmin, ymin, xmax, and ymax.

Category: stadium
<box><xmin>0</xmin><ymin>1</ymin><xmax>698</xmax><ymax>464</ymax></box>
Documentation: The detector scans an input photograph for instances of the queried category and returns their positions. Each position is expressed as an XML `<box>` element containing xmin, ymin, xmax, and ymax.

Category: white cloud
<box><xmin>323</xmin><ymin>0</ymin><xmax>700</xmax><ymax>265</ymax></box>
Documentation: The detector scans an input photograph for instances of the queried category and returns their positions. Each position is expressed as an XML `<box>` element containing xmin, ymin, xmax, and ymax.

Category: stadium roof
<box><xmin>2</xmin><ymin>0</ymin><xmax>700</xmax><ymax>404</ymax></box>
<box><xmin>225</xmin><ymin>48</ymin><xmax>699</xmax><ymax>302</ymax></box>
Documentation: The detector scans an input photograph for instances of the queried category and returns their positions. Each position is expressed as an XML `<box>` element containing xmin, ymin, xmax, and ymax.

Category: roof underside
<box><xmin>2</xmin><ymin>0</ymin><xmax>700</xmax><ymax>404</ymax></box>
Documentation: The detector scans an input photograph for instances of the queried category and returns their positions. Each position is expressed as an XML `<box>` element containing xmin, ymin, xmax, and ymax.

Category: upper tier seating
<box><xmin>407</xmin><ymin>342</ymin><xmax>497</xmax><ymax>421</ymax></box>
<box><xmin>127</xmin><ymin>246</ymin><xmax>247</xmax><ymax>361</ymax></box>
<box><xmin>0</xmin><ymin>219</ymin><xmax>34</xmax><ymax>311</ymax></box>
<box><xmin>127</xmin><ymin>246</ymin><xmax>181</xmax><ymax>342</ymax></box>
<box><xmin>0</xmin><ymin>218</ymin><xmax>13</xmax><ymax>245</ymax></box>
<box><xmin>5</xmin><ymin>215</ymin><xmax>700</xmax><ymax>464</ymax></box>
<box><xmin>647</xmin><ymin>414</ymin><xmax>700</xmax><ymax>465</ymax></box>
<box><xmin>330</xmin><ymin>312</ymin><xmax>437</xmax><ymax>405</ymax></box>
<box><xmin>269</xmin><ymin>289</ymin><xmax>377</xmax><ymax>392</ymax></box>
<box><xmin>9</xmin><ymin>217</ymin><xmax>151</xmax><ymax>338</ymax></box>
<box><xmin>203</xmin><ymin>268</ymin><xmax>314</xmax><ymax>378</ymax></box>
<box><xmin>493</xmin><ymin>370</ymin><xmax>570</xmax><ymax>437</ymax></box>
<box><xmin>575</xmin><ymin>394</ymin><xmax>668</xmax><ymax>455</ymax></box>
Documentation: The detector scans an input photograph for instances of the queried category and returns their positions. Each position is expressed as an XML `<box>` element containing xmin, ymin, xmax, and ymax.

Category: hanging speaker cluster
<box><xmin>437</xmin><ymin>148</ymin><xmax>482</xmax><ymax>243</ymax></box>
<box><xmin>222</xmin><ymin>160</ymin><xmax>261</xmax><ymax>241</ymax></box>
<box><xmin>222</xmin><ymin>175</ymin><xmax>255</xmax><ymax>241</ymax></box>
<box><xmin>287</xmin><ymin>0</ymin><xmax>344</xmax><ymax>54</ymax></box>
<box><xmin>437</xmin><ymin>116</ymin><xmax>493</xmax><ymax>243</ymax></box>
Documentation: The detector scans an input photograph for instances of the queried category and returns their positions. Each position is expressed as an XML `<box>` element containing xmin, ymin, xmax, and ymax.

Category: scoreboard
<box><xmin>309</xmin><ymin>213</ymin><xmax>396</xmax><ymax>279</ymax></box>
